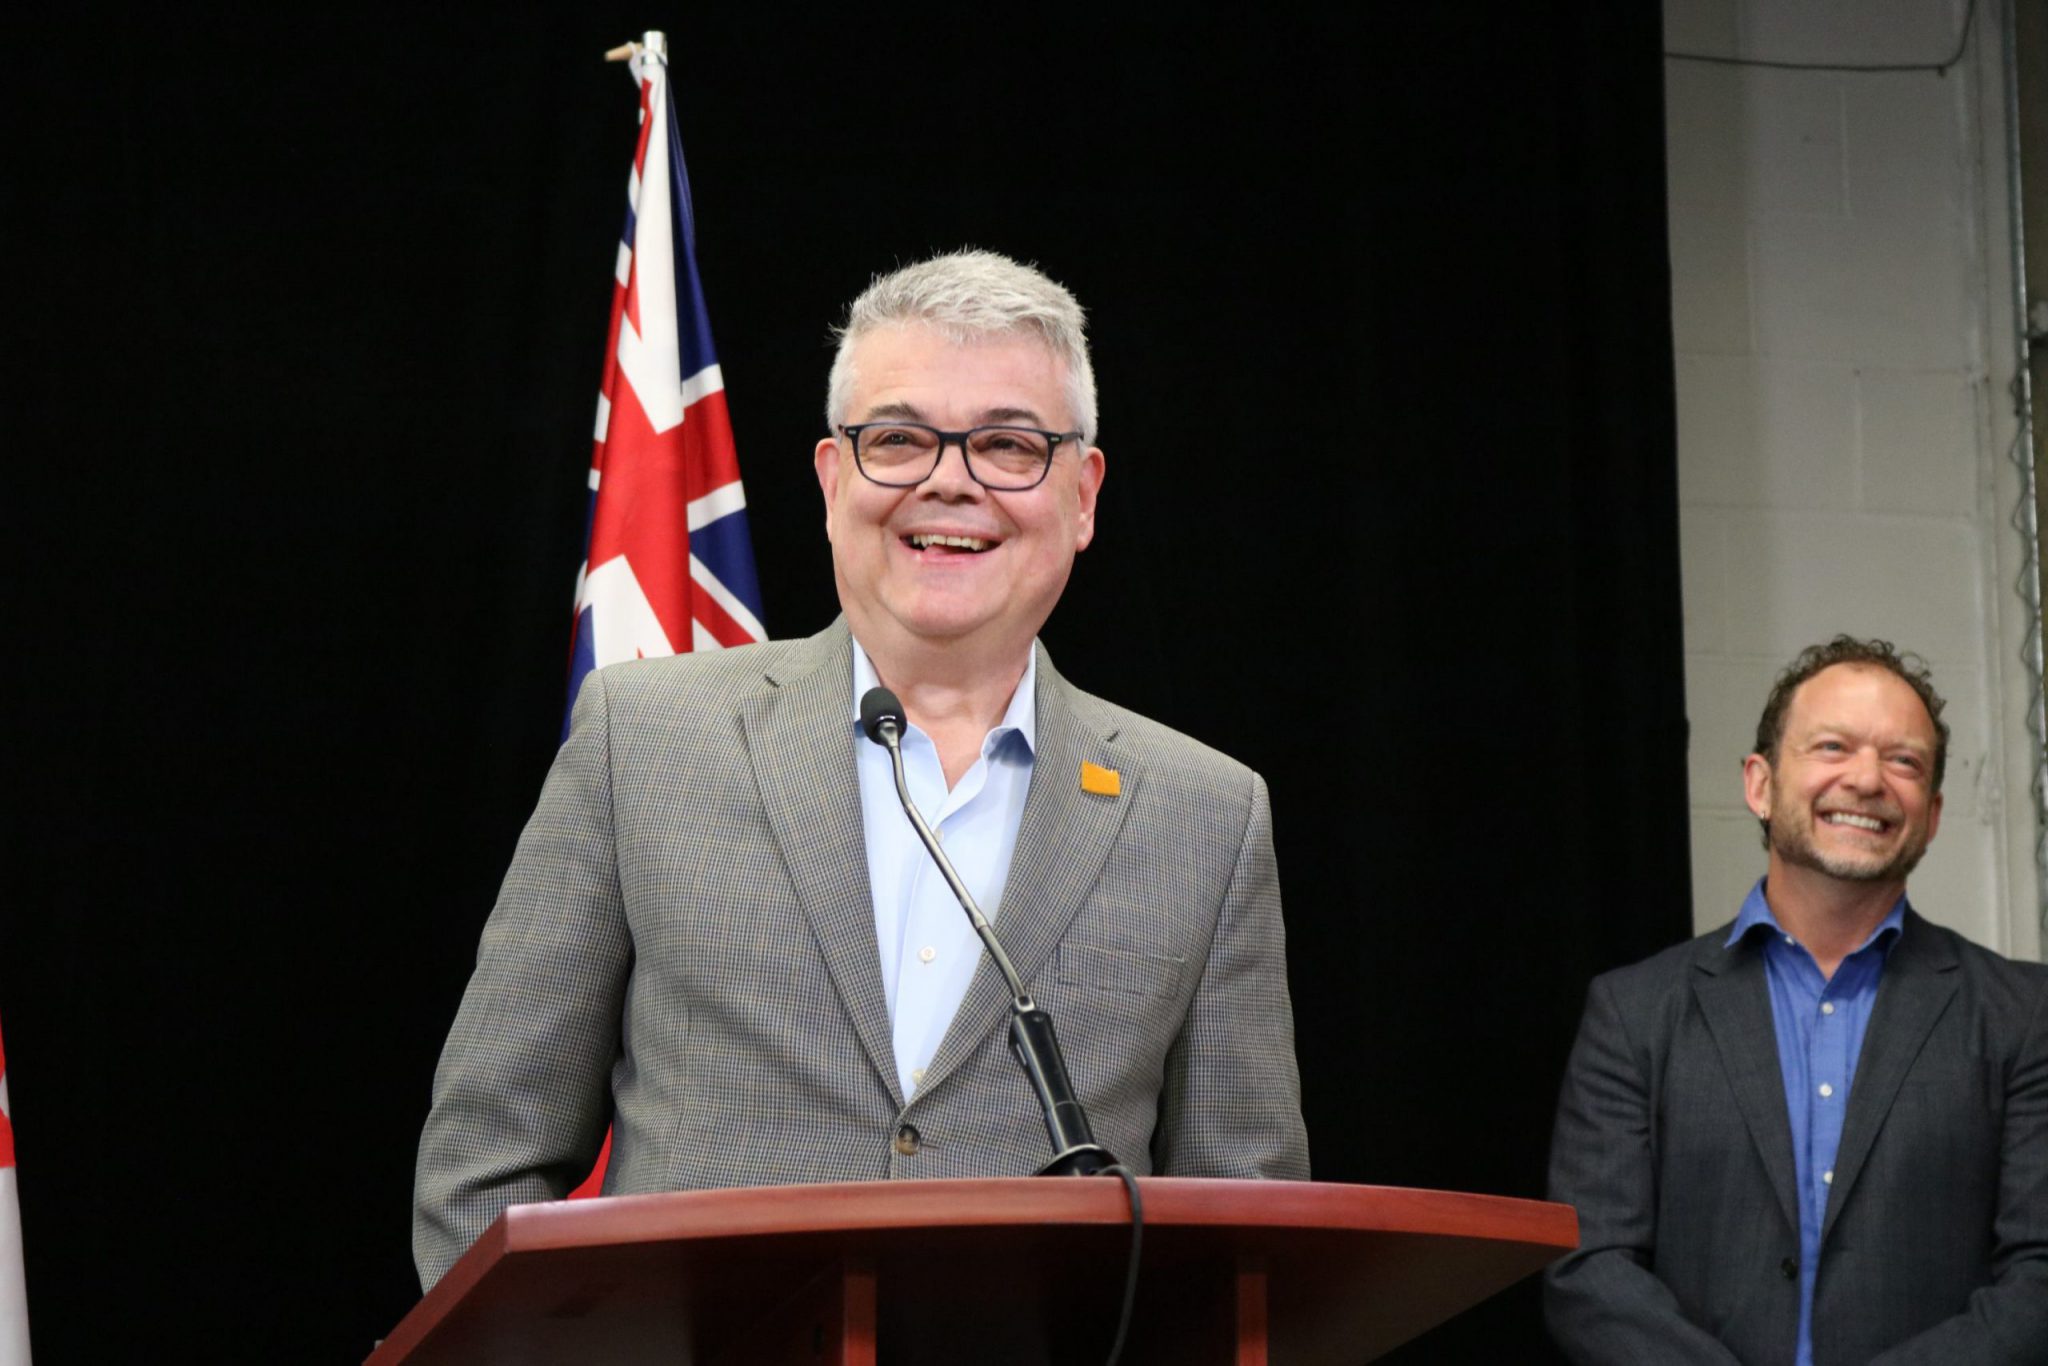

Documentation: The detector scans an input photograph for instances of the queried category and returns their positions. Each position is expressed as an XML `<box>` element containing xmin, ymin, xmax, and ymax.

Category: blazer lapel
<box><xmin>1693</xmin><ymin>938</ymin><xmax>1801</xmax><ymax>1235</ymax></box>
<box><xmin>916</xmin><ymin>646</ymin><xmax>1139</xmax><ymax>1097</ymax></box>
<box><xmin>1820</xmin><ymin>912</ymin><xmax>1960</xmax><ymax>1247</ymax></box>
<box><xmin>742</xmin><ymin>622</ymin><xmax>904</xmax><ymax>1108</ymax></box>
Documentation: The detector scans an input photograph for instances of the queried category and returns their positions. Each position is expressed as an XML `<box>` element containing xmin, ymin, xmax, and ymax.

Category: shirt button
<box><xmin>911</xmin><ymin>1067</ymin><xmax>926</xmax><ymax>1086</ymax></box>
<box><xmin>894</xmin><ymin>1124</ymin><xmax>921</xmax><ymax>1156</ymax></box>
<box><xmin>1784</xmin><ymin>935</ymin><xmax>1796</xmax><ymax>946</ymax></box>
<box><xmin>1820</xmin><ymin>1002</ymin><xmax>1835</xmax><ymax>1016</ymax></box>
<box><xmin>1823</xmin><ymin>1170</ymin><xmax>1834</xmax><ymax>1184</ymax></box>
<box><xmin>918</xmin><ymin>946</ymin><xmax>937</xmax><ymax>964</ymax></box>
<box><xmin>1780</xmin><ymin>1256</ymin><xmax>1798</xmax><ymax>1281</ymax></box>
<box><xmin>1818</xmin><ymin>1083</ymin><xmax>1834</xmax><ymax>1098</ymax></box>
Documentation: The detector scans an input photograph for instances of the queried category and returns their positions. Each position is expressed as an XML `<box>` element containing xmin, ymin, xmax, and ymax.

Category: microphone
<box><xmin>859</xmin><ymin>685</ymin><xmax>1116</xmax><ymax>1177</ymax></box>
<box><xmin>860</xmin><ymin>685</ymin><xmax>904</xmax><ymax>746</ymax></box>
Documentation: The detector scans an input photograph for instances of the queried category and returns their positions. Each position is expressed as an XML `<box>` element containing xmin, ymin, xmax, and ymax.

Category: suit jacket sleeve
<box><xmin>1150</xmin><ymin>771</ymin><xmax>1310</xmax><ymax>1179</ymax></box>
<box><xmin>411</xmin><ymin>669</ymin><xmax>627</xmax><ymax>1289</ymax></box>
<box><xmin>1544</xmin><ymin>974</ymin><xmax>1744</xmax><ymax>1365</ymax></box>
<box><xmin>1868</xmin><ymin>971</ymin><xmax>2048</xmax><ymax>1366</ymax></box>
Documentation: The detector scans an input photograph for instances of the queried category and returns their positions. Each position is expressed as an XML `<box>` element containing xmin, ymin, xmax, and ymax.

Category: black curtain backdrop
<box><xmin>6</xmin><ymin>6</ymin><xmax>1689</xmax><ymax>1360</ymax></box>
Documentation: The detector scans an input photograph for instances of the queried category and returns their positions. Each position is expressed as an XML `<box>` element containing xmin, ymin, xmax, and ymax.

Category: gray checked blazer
<box><xmin>413</xmin><ymin>620</ymin><xmax>1309</xmax><ymax>1288</ymax></box>
<box><xmin>1544</xmin><ymin>909</ymin><xmax>2048</xmax><ymax>1364</ymax></box>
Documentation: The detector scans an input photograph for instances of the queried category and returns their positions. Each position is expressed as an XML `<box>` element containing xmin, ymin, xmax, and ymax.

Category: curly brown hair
<box><xmin>1751</xmin><ymin>635</ymin><xmax>1950</xmax><ymax>795</ymax></box>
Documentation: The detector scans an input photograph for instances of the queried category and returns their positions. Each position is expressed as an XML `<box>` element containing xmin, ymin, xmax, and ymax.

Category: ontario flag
<box><xmin>564</xmin><ymin>38</ymin><xmax>765</xmax><ymax>1198</ymax></box>
<box><xmin>0</xmin><ymin>1015</ymin><xmax>28</xmax><ymax>1364</ymax></box>
<box><xmin>565</xmin><ymin>33</ymin><xmax>765</xmax><ymax>740</ymax></box>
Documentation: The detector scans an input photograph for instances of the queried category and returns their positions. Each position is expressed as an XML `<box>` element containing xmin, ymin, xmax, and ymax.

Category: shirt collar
<box><xmin>850</xmin><ymin>638</ymin><xmax>1038</xmax><ymax>758</ymax></box>
<box><xmin>1726</xmin><ymin>877</ymin><xmax>1908</xmax><ymax>955</ymax></box>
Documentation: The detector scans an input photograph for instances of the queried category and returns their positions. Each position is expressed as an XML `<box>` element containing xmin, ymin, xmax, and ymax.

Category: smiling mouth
<box><xmin>905</xmin><ymin>533</ymin><xmax>994</xmax><ymax>554</ymax></box>
<box><xmin>1821</xmin><ymin>811</ymin><xmax>1891</xmax><ymax>833</ymax></box>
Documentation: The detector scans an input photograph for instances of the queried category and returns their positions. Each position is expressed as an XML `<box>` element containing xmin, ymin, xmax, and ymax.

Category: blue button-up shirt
<box><xmin>852</xmin><ymin>641</ymin><xmax>1036</xmax><ymax>1102</ymax></box>
<box><xmin>1726</xmin><ymin>879</ymin><xmax>1905</xmax><ymax>1366</ymax></box>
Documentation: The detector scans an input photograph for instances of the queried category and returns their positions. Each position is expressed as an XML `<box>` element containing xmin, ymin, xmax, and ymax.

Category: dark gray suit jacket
<box><xmin>1545</xmin><ymin>909</ymin><xmax>2048</xmax><ymax>1364</ymax></box>
<box><xmin>413</xmin><ymin>622</ymin><xmax>1309</xmax><ymax>1288</ymax></box>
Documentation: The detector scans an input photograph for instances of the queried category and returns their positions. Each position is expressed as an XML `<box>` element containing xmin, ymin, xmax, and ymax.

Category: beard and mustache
<box><xmin>1767</xmin><ymin>800</ymin><xmax>1933</xmax><ymax>885</ymax></box>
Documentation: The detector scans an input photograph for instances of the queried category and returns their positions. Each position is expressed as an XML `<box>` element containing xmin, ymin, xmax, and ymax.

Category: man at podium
<box><xmin>1545</xmin><ymin>637</ymin><xmax>2048</xmax><ymax>1363</ymax></box>
<box><xmin>412</xmin><ymin>250</ymin><xmax>1310</xmax><ymax>1289</ymax></box>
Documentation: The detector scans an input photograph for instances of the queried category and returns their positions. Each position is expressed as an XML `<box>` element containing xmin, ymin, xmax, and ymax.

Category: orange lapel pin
<box><xmin>1079</xmin><ymin>761</ymin><xmax>1121</xmax><ymax>796</ymax></box>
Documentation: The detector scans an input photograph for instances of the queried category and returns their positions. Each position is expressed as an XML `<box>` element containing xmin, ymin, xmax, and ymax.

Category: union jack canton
<box><xmin>565</xmin><ymin>38</ymin><xmax>765</xmax><ymax>742</ymax></box>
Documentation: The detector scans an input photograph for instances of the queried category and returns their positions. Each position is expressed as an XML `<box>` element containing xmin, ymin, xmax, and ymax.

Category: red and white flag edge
<box><xmin>0</xmin><ymin>1032</ymin><xmax>30</xmax><ymax>1365</ymax></box>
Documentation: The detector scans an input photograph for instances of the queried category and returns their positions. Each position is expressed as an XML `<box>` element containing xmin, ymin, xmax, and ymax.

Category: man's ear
<box><xmin>814</xmin><ymin>436</ymin><xmax>842</xmax><ymax>535</ymax></box>
<box><xmin>1072</xmin><ymin>446</ymin><xmax>1105</xmax><ymax>552</ymax></box>
<box><xmin>1741</xmin><ymin>753</ymin><xmax>1774</xmax><ymax>822</ymax></box>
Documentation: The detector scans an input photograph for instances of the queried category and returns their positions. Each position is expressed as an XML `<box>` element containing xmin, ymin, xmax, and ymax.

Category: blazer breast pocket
<box><xmin>1056</xmin><ymin>941</ymin><xmax>1187</xmax><ymax>999</ymax></box>
<box><xmin>1892</xmin><ymin>1053</ymin><xmax>2000</xmax><ymax>1120</ymax></box>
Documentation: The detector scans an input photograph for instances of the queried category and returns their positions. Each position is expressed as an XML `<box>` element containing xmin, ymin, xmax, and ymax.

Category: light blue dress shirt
<box><xmin>1726</xmin><ymin>878</ymin><xmax>1905</xmax><ymax>1366</ymax></box>
<box><xmin>851</xmin><ymin>641</ymin><xmax>1037</xmax><ymax>1101</ymax></box>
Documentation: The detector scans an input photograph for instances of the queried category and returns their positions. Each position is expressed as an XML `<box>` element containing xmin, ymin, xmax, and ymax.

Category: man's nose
<box><xmin>919</xmin><ymin>438</ymin><xmax>984</xmax><ymax>496</ymax></box>
<box><xmin>1844</xmin><ymin>747</ymin><xmax>1885</xmax><ymax>791</ymax></box>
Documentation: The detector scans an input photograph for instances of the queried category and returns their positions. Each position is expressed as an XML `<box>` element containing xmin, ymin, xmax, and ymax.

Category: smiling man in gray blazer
<box><xmin>412</xmin><ymin>250</ymin><xmax>1309</xmax><ymax>1288</ymax></box>
<box><xmin>1545</xmin><ymin>637</ymin><xmax>2048</xmax><ymax>1364</ymax></box>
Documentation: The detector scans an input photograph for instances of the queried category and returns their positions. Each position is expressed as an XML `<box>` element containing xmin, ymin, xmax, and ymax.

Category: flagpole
<box><xmin>604</xmin><ymin>31</ymin><xmax>667</xmax><ymax>64</ymax></box>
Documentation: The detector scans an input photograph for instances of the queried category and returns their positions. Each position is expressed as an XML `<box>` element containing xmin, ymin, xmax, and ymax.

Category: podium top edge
<box><xmin>498</xmin><ymin>1176</ymin><xmax>1577</xmax><ymax>1256</ymax></box>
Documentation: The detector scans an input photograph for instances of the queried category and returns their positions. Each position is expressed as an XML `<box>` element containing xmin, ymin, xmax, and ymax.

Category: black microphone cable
<box><xmin>1098</xmin><ymin>1163</ymin><xmax>1144</xmax><ymax>1366</ymax></box>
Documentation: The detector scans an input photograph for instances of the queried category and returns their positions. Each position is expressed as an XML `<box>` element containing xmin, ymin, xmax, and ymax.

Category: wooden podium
<box><xmin>371</xmin><ymin>1179</ymin><xmax>1575</xmax><ymax>1365</ymax></box>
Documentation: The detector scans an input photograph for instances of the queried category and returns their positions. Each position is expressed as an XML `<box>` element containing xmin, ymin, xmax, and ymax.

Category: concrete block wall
<box><xmin>1664</xmin><ymin>0</ymin><xmax>2042</xmax><ymax>958</ymax></box>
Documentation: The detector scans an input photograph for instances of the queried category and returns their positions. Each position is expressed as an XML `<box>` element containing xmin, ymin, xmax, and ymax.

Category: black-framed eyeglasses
<box><xmin>839</xmin><ymin>422</ymin><xmax>1083</xmax><ymax>491</ymax></box>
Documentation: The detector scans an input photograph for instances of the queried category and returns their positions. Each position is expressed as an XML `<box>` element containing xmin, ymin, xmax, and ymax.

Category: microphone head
<box><xmin>859</xmin><ymin>686</ymin><xmax>906</xmax><ymax>745</ymax></box>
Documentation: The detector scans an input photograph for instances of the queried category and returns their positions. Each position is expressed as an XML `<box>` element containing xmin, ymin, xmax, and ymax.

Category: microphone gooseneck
<box><xmin>858</xmin><ymin>685</ymin><xmax>1115</xmax><ymax>1177</ymax></box>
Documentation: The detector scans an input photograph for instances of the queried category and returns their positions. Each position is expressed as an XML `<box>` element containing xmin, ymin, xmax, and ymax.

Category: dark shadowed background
<box><xmin>5</xmin><ymin>5</ymin><xmax>1689</xmax><ymax>1359</ymax></box>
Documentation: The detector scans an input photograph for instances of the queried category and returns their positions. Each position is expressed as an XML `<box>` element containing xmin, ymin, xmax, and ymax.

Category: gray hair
<box><xmin>825</xmin><ymin>248</ymin><xmax>1099</xmax><ymax>444</ymax></box>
